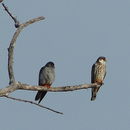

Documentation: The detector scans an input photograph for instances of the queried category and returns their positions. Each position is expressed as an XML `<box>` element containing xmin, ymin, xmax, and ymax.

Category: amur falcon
<box><xmin>35</xmin><ymin>61</ymin><xmax>55</xmax><ymax>103</ymax></box>
<box><xmin>91</xmin><ymin>57</ymin><xmax>106</xmax><ymax>101</ymax></box>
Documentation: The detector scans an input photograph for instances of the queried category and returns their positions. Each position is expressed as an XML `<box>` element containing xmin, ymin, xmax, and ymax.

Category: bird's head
<box><xmin>97</xmin><ymin>56</ymin><xmax>106</xmax><ymax>64</ymax></box>
<box><xmin>45</xmin><ymin>61</ymin><xmax>55</xmax><ymax>68</ymax></box>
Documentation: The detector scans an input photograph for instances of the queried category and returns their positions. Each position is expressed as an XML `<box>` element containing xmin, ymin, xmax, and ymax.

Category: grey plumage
<box><xmin>35</xmin><ymin>62</ymin><xmax>55</xmax><ymax>103</ymax></box>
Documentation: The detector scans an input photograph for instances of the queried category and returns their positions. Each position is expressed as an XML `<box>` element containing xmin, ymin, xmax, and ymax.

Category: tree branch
<box><xmin>0</xmin><ymin>82</ymin><xmax>99</xmax><ymax>115</ymax></box>
<box><xmin>1</xmin><ymin>3</ymin><xmax>100</xmax><ymax>115</ymax></box>
<box><xmin>0</xmin><ymin>82</ymin><xmax>99</xmax><ymax>96</ymax></box>
<box><xmin>2</xmin><ymin>3</ymin><xmax>20</xmax><ymax>28</ymax></box>
<box><xmin>8</xmin><ymin>16</ymin><xmax>45</xmax><ymax>85</ymax></box>
<box><xmin>4</xmin><ymin>95</ymin><xmax>63</xmax><ymax>115</ymax></box>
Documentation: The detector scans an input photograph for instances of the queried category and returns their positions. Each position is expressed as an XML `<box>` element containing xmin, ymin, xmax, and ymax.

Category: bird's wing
<box><xmin>103</xmin><ymin>66</ymin><xmax>107</xmax><ymax>80</ymax></box>
<box><xmin>91</xmin><ymin>63</ymin><xmax>96</xmax><ymax>83</ymax></box>
<box><xmin>39</xmin><ymin>66</ymin><xmax>46</xmax><ymax>85</ymax></box>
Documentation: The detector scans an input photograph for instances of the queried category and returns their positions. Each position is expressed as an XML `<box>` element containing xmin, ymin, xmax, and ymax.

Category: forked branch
<box><xmin>1</xmin><ymin>3</ymin><xmax>100</xmax><ymax>115</ymax></box>
<box><xmin>8</xmin><ymin>16</ymin><xmax>45</xmax><ymax>84</ymax></box>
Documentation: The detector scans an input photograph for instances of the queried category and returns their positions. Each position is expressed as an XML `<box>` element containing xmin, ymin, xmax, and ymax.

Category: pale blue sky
<box><xmin>0</xmin><ymin>0</ymin><xmax>130</xmax><ymax>130</ymax></box>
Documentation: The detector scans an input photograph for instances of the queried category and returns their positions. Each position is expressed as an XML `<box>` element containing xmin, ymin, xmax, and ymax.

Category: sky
<box><xmin>0</xmin><ymin>0</ymin><xmax>130</xmax><ymax>130</ymax></box>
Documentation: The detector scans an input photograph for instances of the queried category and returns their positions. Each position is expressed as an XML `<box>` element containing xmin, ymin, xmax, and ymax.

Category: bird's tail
<box><xmin>91</xmin><ymin>87</ymin><xmax>100</xmax><ymax>101</ymax></box>
<box><xmin>35</xmin><ymin>91</ymin><xmax>47</xmax><ymax>104</ymax></box>
<box><xmin>91</xmin><ymin>92</ymin><xmax>96</xmax><ymax>101</ymax></box>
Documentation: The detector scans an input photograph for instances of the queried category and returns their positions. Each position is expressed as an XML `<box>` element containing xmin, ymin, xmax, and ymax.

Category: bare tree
<box><xmin>0</xmin><ymin>3</ymin><xmax>100</xmax><ymax>114</ymax></box>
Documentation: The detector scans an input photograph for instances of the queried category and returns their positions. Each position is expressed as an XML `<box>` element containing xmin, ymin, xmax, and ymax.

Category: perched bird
<box><xmin>35</xmin><ymin>62</ymin><xmax>55</xmax><ymax>104</ymax></box>
<box><xmin>91</xmin><ymin>57</ymin><xmax>106</xmax><ymax>101</ymax></box>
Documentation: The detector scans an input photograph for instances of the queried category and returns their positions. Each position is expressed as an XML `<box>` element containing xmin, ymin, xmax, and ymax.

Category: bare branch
<box><xmin>0</xmin><ymin>82</ymin><xmax>99</xmax><ymax>114</ymax></box>
<box><xmin>8</xmin><ymin>16</ymin><xmax>45</xmax><ymax>85</ymax></box>
<box><xmin>1</xmin><ymin>3</ymin><xmax>99</xmax><ymax>114</ymax></box>
<box><xmin>2</xmin><ymin>3</ymin><xmax>20</xmax><ymax>28</ymax></box>
<box><xmin>4</xmin><ymin>95</ymin><xmax>63</xmax><ymax>115</ymax></box>
<box><xmin>0</xmin><ymin>82</ymin><xmax>99</xmax><ymax>96</ymax></box>
<box><xmin>18</xmin><ymin>83</ymin><xmax>99</xmax><ymax>92</ymax></box>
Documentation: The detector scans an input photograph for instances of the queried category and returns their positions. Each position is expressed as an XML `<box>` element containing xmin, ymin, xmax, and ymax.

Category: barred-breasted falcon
<box><xmin>35</xmin><ymin>62</ymin><xmax>55</xmax><ymax>104</ymax></box>
<box><xmin>91</xmin><ymin>56</ymin><xmax>106</xmax><ymax>101</ymax></box>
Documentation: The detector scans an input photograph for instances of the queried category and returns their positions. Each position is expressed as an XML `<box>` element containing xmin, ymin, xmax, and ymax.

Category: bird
<box><xmin>35</xmin><ymin>61</ymin><xmax>55</xmax><ymax>104</ymax></box>
<box><xmin>91</xmin><ymin>56</ymin><xmax>106</xmax><ymax>101</ymax></box>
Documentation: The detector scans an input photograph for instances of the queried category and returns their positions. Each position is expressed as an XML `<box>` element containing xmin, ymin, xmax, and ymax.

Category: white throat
<box><xmin>99</xmin><ymin>59</ymin><xmax>106</xmax><ymax>64</ymax></box>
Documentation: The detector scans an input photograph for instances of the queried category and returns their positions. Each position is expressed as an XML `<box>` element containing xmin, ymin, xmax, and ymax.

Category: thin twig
<box><xmin>2</xmin><ymin>3</ymin><xmax>20</xmax><ymax>28</ymax></box>
<box><xmin>4</xmin><ymin>95</ymin><xmax>63</xmax><ymax>115</ymax></box>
